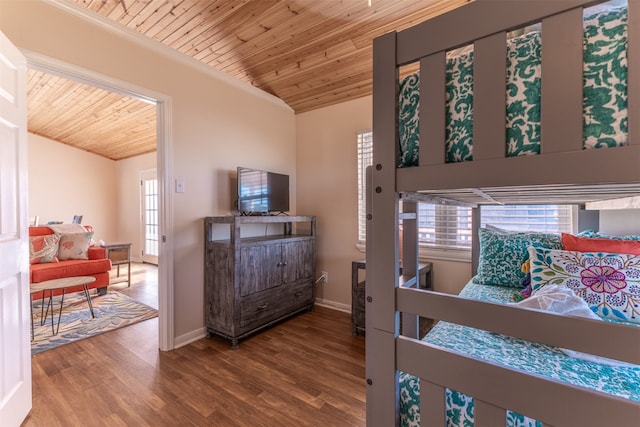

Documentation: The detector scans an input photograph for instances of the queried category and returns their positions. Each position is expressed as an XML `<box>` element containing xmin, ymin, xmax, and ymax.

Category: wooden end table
<box><xmin>351</xmin><ymin>259</ymin><xmax>432</xmax><ymax>336</ymax></box>
<box><xmin>30</xmin><ymin>276</ymin><xmax>97</xmax><ymax>340</ymax></box>
<box><xmin>104</xmin><ymin>242</ymin><xmax>132</xmax><ymax>287</ymax></box>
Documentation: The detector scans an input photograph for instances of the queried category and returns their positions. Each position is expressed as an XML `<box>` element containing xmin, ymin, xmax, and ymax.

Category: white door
<box><xmin>141</xmin><ymin>169</ymin><xmax>158</xmax><ymax>265</ymax></box>
<box><xmin>0</xmin><ymin>31</ymin><xmax>32</xmax><ymax>426</ymax></box>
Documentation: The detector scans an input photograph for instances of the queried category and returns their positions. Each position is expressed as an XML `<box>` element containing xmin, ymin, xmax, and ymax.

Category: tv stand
<box><xmin>204</xmin><ymin>215</ymin><xmax>316</xmax><ymax>348</ymax></box>
<box><xmin>239</xmin><ymin>211</ymin><xmax>290</xmax><ymax>217</ymax></box>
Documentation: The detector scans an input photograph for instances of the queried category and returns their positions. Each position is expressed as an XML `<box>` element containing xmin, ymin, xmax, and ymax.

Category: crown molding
<box><xmin>41</xmin><ymin>0</ymin><xmax>293</xmax><ymax>112</ymax></box>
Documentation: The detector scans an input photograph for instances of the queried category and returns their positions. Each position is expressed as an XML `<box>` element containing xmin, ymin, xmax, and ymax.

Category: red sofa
<box><xmin>29</xmin><ymin>226</ymin><xmax>112</xmax><ymax>298</ymax></box>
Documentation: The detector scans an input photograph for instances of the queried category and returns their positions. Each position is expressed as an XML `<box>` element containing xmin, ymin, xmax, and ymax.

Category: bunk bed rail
<box><xmin>397</xmin><ymin>287</ymin><xmax>640</xmax><ymax>365</ymax></box>
<box><xmin>397</xmin><ymin>337</ymin><xmax>640</xmax><ymax>427</ymax></box>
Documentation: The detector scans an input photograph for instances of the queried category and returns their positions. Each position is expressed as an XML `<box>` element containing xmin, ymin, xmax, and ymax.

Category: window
<box><xmin>356</xmin><ymin>131</ymin><xmax>574</xmax><ymax>252</ymax></box>
<box><xmin>417</xmin><ymin>204</ymin><xmax>473</xmax><ymax>250</ymax></box>
<box><xmin>480</xmin><ymin>205</ymin><xmax>574</xmax><ymax>233</ymax></box>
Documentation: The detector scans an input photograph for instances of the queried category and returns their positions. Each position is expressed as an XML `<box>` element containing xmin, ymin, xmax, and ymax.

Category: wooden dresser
<box><xmin>204</xmin><ymin>215</ymin><xmax>316</xmax><ymax>348</ymax></box>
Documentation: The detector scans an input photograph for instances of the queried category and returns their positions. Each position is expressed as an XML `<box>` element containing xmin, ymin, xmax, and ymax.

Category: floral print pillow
<box><xmin>29</xmin><ymin>233</ymin><xmax>60</xmax><ymax>264</ymax></box>
<box><xmin>57</xmin><ymin>231</ymin><xmax>94</xmax><ymax>261</ymax></box>
<box><xmin>528</xmin><ymin>247</ymin><xmax>640</xmax><ymax>324</ymax></box>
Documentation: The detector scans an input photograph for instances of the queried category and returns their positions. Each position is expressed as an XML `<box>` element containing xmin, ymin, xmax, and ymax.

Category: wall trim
<box><xmin>315</xmin><ymin>298</ymin><xmax>351</xmax><ymax>313</ymax></box>
<box><xmin>42</xmin><ymin>0</ymin><xmax>292</xmax><ymax>112</ymax></box>
<box><xmin>174</xmin><ymin>327</ymin><xmax>208</xmax><ymax>349</ymax></box>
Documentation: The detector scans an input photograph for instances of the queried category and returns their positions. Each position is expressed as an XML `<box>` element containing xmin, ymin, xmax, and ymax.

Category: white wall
<box><xmin>296</xmin><ymin>96</ymin><xmax>472</xmax><ymax>310</ymax></box>
<box><xmin>27</xmin><ymin>133</ymin><xmax>117</xmax><ymax>242</ymax></box>
<box><xmin>599</xmin><ymin>209</ymin><xmax>640</xmax><ymax>235</ymax></box>
<box><xmin>2</xmin><ymin>0</ymin><xmax>296</xmax><ymax>340</ymax></box>
<box><xmin>115</xmin><ymin>152</ymin><xmax>157</xmax><ymax>262</ymax></box>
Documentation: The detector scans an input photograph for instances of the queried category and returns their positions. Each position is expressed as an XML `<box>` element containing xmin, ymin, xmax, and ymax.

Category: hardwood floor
<box><xmin>23</xmin><ymin>264</ymin><xmax>366</xmax><ymax>426</ymax></box>
<box><xmin>107</xmin><ymin>262</ymin><xmax>159</xmax><ymax>309</ymax></box>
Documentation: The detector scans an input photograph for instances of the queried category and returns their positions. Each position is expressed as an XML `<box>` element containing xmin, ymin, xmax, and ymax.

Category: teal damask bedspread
<box><xmin>398</xmin><ymin>5</ymin><xmax>628</xmax><ymax>168</ymax></box>
<box><xmin>399</xmin><ymin>281</ymin><xmax>640</xmax><ymax>427</ymax></box>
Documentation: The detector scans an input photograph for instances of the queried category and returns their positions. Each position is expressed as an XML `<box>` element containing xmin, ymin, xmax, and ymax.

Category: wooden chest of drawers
<box><xmin>205</xmin><ymin>215</ymin><xmax>316</xmax><ymax>348</ymax></box>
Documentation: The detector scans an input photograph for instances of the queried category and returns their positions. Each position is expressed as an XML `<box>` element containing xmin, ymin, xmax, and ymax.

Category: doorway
<box><xmin>141</xmin><ymin>169</ymin><xmax>159</xmax><ymax>265</ymax></box>
<box><xmin>25</xmin><ymin>51</ymin><xmax>174</xmax><ymax>351</ymax></box>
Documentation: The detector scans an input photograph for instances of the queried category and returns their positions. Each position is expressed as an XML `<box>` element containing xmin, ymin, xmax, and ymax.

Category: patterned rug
<box><xmin>30</xmin><ymin>291</ymin><xmax>157</xmax><ymax>355</ymax></box>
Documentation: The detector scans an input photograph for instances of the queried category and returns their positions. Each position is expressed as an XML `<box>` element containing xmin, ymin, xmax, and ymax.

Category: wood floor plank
<box><xmin>24</xmin><ymin>263</ymin><xmax>366</xmax><ymax>426</ymax></box>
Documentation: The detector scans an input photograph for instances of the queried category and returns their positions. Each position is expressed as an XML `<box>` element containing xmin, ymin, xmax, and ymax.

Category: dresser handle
<box><xmin>257</xmin><ymin>303</ymin><xmax>269</xmax><ymax>310</ymax></box>
<box><xmin>294</xmin><ymin>291</ymin><xmax>302</xmax><ymax>297</ymax></box>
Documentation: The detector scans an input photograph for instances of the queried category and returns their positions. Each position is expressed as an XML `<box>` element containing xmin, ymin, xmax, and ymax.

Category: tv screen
<box><xmin>237</xmin><ymin>167</ymin><xmax>290</xmax><ymax>214</ymax></box>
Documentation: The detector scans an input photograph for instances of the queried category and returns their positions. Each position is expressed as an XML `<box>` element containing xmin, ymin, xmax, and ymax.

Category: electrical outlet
<box><xmin>321</xmin><ymin>271</ymin><xmax>329</xmax><ymax>284</ymax></box>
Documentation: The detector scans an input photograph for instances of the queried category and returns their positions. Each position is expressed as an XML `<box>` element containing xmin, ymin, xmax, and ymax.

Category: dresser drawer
<box><xmin>240</xmin><ymin>280</ymin><xmax>312</xmax><ymax>330</ymax></box>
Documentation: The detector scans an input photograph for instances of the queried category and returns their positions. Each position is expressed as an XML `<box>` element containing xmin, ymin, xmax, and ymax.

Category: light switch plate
<box><xmin>176</xmin><ymin>179</ymin><xmax>185</xmax><ymax>193</ymax></box>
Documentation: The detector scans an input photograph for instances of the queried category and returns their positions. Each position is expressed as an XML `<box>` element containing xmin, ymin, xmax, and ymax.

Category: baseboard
<box><xmin>314</xmin><ymin>298</ymin><xmax>351</xmax><ymax>313</ymax></box>
<box><xmin>174</xmin><ymin>327</ymin><xmax>207</xmax><ymax>349</ymax></box>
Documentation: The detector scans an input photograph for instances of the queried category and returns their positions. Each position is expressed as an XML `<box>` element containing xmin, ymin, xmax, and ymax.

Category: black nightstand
<box><xmin>351</xmin><ymin>260</ymin><xmax>432</xmax><ymax>336</ymax></box>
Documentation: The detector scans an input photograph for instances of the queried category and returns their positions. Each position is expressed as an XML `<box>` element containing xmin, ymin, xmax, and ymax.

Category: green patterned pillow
<box><xmin>583</xmin><ymin>5</ymin><xmax>628</xmax><ymax>149</ymax></box>
<box><xmin>528</xmin><ymin>247</ymin><xmax>640</xmax><ymax>324</ymax></box>
<box><xmin>506</xmin><ymin>31</ymin><xmax>541</xmax><ymax>157</ymax></box>
<box><xmin>399</xmin><ymin>72</ymin><xmax>420</xmax><ymax>167</ymax></box>
<box><xmin>445</xmin><ymin>50</ymin><xmax>474</xmax><ymax>162</ymax></box>
<box><xmin>474</xmin><ymin>227</ymin><xmax>562</xmax><ymax>286</ymax></box>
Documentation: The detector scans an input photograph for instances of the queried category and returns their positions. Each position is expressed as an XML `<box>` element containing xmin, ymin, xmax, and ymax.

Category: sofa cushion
<box><xmin>30</xmin><ymin>258</ymin><xmax>112</xmax><ymax>283</ymax></box>
<box><xmin>88</xmin><ymin>246</ymin><xmax>106</xmax><ymax>260</ymax></box>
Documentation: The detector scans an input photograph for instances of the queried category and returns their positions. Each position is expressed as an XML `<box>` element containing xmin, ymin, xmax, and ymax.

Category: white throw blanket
<box><xmin>514</xmin><ymin>285</ymin><xmax>637</xmax><ymax>368</ymax></box>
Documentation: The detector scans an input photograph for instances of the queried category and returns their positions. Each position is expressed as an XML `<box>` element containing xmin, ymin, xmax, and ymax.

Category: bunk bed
<box><xmin>367</xmin><ymin>0</ymin><xmax>640</xmax><ymax>426</ymax></box>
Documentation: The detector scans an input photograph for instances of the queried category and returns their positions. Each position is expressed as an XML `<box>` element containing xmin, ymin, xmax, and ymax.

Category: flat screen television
<box><xmin>237</xmin><ymin>167</ymin><xmax>290</xmax><ymax>215</ymax></box>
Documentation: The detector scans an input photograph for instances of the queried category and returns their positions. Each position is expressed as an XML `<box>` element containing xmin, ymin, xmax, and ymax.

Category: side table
<box><xmin>104</xmin><ymin>242</ymin><xmax>132</xmax><ymax>287</ymax></box>
<box><xmin>351</xmin><ymin>259</ymin><xmax>432</xmax><ymax>336</ymax></box>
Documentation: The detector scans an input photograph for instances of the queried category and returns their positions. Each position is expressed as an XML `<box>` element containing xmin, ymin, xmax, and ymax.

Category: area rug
<box><xmin>31</xmin><ymin>291</ymin><xmax>157</xmax><ymax>355</ymax></box>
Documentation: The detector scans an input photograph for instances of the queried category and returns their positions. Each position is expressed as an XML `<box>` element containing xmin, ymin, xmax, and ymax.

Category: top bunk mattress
<box><xmin>398</xmin><ymin>4</ymin><xmax>628</xmax><ymax>168</ymax></box>
<box><xmin>399</xmin><ymin>279</ymin><xmax>640</xmax><ymax>426</ymax></box>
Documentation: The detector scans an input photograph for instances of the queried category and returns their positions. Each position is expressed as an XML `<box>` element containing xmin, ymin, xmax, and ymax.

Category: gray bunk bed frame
<box><xmin>367</xmin><ymin>0</ymin><xmax>640</xmax><ymax>425</ymax></box>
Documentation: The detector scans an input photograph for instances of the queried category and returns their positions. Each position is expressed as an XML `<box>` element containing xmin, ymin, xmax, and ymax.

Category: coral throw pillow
<box><xmin>58</xmin><ymin>231</ymin><xmax>94</xmax><ymax>261</ymax></box>
<box><xmin>562</xmin><ymin>233</ymin><xmax>640</xmax><ymax>255</ymax></box>
<box><xmin>528</xmin><ymin>246</ymin><xmax>640</xmax><ymax>324</ymax></box>
<box><xmin>29</xmin><ymin>233</ymin><xmax>60</xmax><ymax>264</ymax></box>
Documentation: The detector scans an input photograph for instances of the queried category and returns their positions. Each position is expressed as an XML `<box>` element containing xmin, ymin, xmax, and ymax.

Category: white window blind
<box><xmin>356</xmin><ymin>130</ymin><xmax>574</xmax><ymax>250</ymax></box>
<box><xmin>357</xmin><ymin>130</ymin><xmax>373</xmax><ymax>242</ymax></box>
<box><xmin>480</xmin><ymin>205</ymin><xmax>574</xmax><ymax>233</ymax></box>
<box><xmin>417</xmin><ymin>204</ymin><xmax>473</xmax><ymax>250</ymax></box>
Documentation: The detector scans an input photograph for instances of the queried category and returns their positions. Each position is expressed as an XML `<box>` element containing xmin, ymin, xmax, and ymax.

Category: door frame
<box><xmin>24</xmin><ymin>50</ymin><xmax>175</xmax><ymax>351</ymax></box>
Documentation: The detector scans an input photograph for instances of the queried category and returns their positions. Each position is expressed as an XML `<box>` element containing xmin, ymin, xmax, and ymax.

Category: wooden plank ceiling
<box><xmin>27</xmin><ymin>70</ymin><xmax>157</xmax><ymax>160</ymax></box>
<box><xmin>28</xmin><ymin>0</ymin><xmax>468</xmax><ymax>160</ymax></box>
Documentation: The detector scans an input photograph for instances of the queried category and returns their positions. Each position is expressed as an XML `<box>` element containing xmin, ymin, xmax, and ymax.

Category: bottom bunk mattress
<box><xmin>399</xmin><ymin>280</ymin><xmax>640</xmax><ymax>427</ymax></box>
